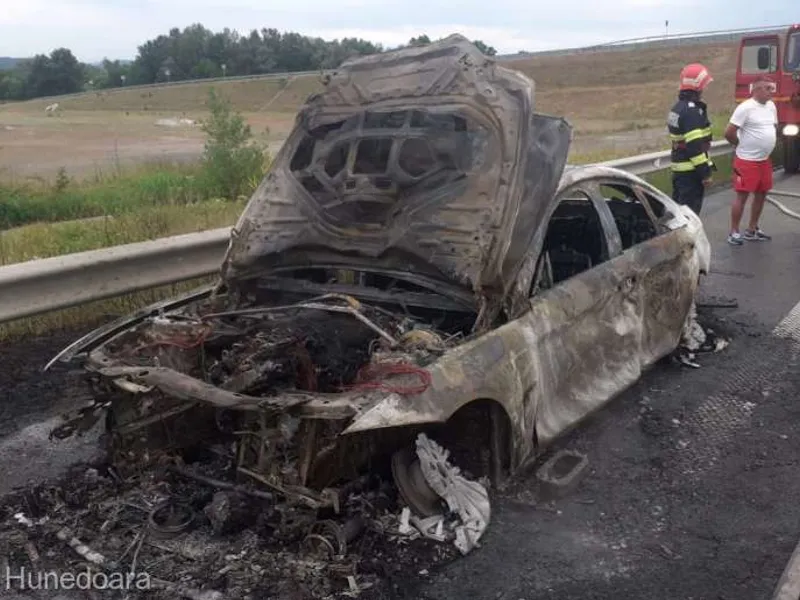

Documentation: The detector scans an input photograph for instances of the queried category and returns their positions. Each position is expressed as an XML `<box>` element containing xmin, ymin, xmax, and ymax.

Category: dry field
<box><xmin>0</xmin><ymin>40</ymin><xmax>740</xmax><ymax>180</ymax></box>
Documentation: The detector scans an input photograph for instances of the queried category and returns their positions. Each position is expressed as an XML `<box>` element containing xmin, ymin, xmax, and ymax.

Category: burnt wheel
<box><xmin>390</xmin><ymin>445</ymin><xmax>443</xmax><ymax>517</ymax></box>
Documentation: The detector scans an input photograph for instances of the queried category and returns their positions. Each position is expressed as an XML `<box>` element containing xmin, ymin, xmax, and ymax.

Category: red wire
<box><xmin>132</xmin><ymin>324</ymin><xmax>213</xmax><ymax>354</ymax></box>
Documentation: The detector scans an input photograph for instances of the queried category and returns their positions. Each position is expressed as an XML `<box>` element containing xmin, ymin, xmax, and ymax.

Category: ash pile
<box><xmin>0</xmin><ymin>294</ymin><xmax>492</xmax><ymax>599</ymax></box>
<box><xmin>675</xmin><ymin>301</ymin><xmax>731</xmax><ymax>368</ymax></box>
<box><xmin>0</xmin><ymin>436</ymin><xmax>487</xmax><ymax>599</ymax></box>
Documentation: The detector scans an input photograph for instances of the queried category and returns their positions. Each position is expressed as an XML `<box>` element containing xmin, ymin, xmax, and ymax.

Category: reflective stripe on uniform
<box><xmin>672</xmin><ymin>156</ymin><xmax>712</xmax><ymax>171</ymax></box>
<box><xmin>684</xmin><ymin>127</ymin><xmax>712</xmax><ymax>143</ymax></box>
<box><xmin>689</xmin><ymin>152</ymin><xmax>710</xmax><ymax>166</ymax></box>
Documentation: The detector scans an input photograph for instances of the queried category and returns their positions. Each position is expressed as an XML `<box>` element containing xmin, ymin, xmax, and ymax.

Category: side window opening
<box><xmin>740</xmin><ymin>40</ymin><xmax>778</xmax><ymax>74</ymax></box>
<box><xmin>786</xmin><ymin>32</ymin><xmax>800</xmax><ymax>71</ymax></box>
<box><xmin>532</xmin><ymin>191</ymin><xmax>609</xmax><ymax>294</ymax></box>
<box><xmin>600</xmin><ymin>183</ymin><xmax>659</xmax><ymax>249</ymax></box>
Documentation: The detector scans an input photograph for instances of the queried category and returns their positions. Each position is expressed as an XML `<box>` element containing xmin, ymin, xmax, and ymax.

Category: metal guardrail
<box><xmin>596</xmin><ymin>140</ymin><xmax>732</xmax><ymax>175</ymax></box>
<box><xmin>0</xmin><ymin>228</ymin><xmax>231</xmax><ymax>323</ymax></box>
<box><xmin>0</xmin><ymin>142</ymin><xmax>737</xmax><ymax>325</ymax></box>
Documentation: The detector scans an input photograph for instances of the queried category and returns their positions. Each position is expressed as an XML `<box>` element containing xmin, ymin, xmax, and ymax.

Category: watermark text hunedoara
<box><xmin>5</xmin><ymin>566</ymin><xmax>151</xmax><ymax>591</ymax></box>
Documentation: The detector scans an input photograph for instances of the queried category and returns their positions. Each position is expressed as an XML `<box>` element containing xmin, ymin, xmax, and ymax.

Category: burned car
<box><xmin>45</xmin><ymin>35</ymin><xmax>710</xmax><ymax>518</ymax></box>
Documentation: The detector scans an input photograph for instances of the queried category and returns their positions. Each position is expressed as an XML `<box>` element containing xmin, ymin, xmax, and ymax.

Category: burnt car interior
<box><xmin>532</xmin><ymin>180</ymin><xmax>672</xmax><ymax>294</ymax></box>
<box><xmin>601</xmin><ymin>183</ymin><xmax>662</xmax><ymax>249</ymax></box>
<box><xmin>538</xmin><ymin>191</ymin><xmax>608</xmax><ymax>286</ymax></box>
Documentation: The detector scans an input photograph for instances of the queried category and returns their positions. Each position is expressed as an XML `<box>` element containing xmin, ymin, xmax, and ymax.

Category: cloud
<box><xmin>0</xmin><ymin>0</ymin><xmax>796</xmax><ymax>62</ymax></box>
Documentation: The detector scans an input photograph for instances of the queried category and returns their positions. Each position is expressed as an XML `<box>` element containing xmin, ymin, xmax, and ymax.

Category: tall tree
<box><xmin>0</xmin><ymin>24</ymin><xmax>388</xmax><ymax>100</ymax></box>
<box><xmin>24</xmin><ymin>48</ymin><xmax>84</xmax><ymax>98</ymax></box>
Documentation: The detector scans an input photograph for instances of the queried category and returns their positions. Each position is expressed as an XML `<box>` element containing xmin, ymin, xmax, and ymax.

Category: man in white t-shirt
<box><xmin>723</xmin><ymin>75</ymin><xmax>778</xmax><ymax>245</ymax></box>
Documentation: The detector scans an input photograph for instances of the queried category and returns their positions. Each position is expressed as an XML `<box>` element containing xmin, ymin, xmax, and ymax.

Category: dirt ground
<box><xmin>0</xmin><ymin>40</ymin><xmax>740</xmax><ymax>181</ymax></box>
<box><xmin>0</xmin><ymin>111</ymin><xmax>293</xmax><ymax>180</ymax></box>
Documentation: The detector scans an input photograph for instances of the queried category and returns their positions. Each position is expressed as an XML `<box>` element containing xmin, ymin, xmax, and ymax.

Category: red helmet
<box><xmin>679</xmin><ymin>63</ymin><xmax>713</xmax><ymax>91</ymax></box>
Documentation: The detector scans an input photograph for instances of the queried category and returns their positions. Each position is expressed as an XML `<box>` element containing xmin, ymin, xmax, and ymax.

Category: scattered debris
<box><xmin>148</xmin><ymin>499</ymin><xmax>196</xmax><ymax>539</ymax></box>
<box><xmin>696</xmin><ymin>298</ymin><xmax>739</xmax><ymax>309</ymax></box>
<box><xmin>535</xmin><ymin>449</ymin><xmax>589</xmax><ymax>500</ymax></box>
<box><xmin>414</xmin><ymin>434</ymin><xmax>490</xmax><ymax>555</ymax></box>
<box><xmin>385</xmin><ymin>433</ymin><xmax>491</xmax><ymax>554</ymax></box>
<box><xmin>681</xmin><ymin>303</ymin><xmax>707</xmax><ymax>352</ymax></box>
<box><xmin>57</xmin><ymin>526</ymin><xmax>110</xmax><ymax>566</ymax></box>
<box><xmin>0</xmin><ymin>453</ymin><xmax>459</xmax><ymax>599</ymax></box>
<box><xmin>676</xmin><ymin>302</ymin><xmax>731</xmax><ymax>367</ymax></box>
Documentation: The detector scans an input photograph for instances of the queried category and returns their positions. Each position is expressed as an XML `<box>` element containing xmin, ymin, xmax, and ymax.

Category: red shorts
<box><xmin>733</xmin><ymin>156</ymin><xmax>773</xmax><ymax>193</ymax></box>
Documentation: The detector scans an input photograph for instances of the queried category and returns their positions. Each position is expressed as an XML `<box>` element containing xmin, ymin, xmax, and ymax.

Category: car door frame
<box><xmin>525</xmin><ymin>177</ymin><xmax>649</xmax><ymax>447</ymax></box>
<box><xmin>619</xmin><ymin>180</ymin><xmax>701</xmax><ymax>365</ymax></box>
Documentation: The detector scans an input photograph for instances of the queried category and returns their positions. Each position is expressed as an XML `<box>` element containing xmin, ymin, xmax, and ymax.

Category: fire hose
<box><xmin>767</xmin><ymin>189</ymin><xmax>800</xmax><ymax>221</ymax></box>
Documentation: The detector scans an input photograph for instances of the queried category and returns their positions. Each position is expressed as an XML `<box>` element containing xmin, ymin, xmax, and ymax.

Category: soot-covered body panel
<box><xmin>220</xmin><ymin>34</ymin><xmax>572</xmax><ymax>321</ymax></box>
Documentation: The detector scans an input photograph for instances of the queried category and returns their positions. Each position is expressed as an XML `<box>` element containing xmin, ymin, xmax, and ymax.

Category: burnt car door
<box><xmin>526</xmin><ymin>180</ymin><xmax>647</xmax><ymax>446</ymax></box>
<box><xmin>596</xmin><ymin>180</ymin><xmax>701</xmax><ymax>365</ymax></box>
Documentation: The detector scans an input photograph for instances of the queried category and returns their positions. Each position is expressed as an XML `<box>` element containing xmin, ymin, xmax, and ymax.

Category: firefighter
<box><xmin>667</xmin><ymin>63</ymin><xmax>716</xmax><ymax>215</ymax></box>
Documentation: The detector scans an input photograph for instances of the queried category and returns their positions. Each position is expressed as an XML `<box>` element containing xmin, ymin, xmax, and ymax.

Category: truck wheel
<box><xmin>785</xmin><ymin>136</ymin><xmax>800</xmax><ymax>174</ymax></box>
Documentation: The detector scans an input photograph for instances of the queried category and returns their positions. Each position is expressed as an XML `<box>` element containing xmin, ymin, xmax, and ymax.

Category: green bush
<box><xmin>199</xmin><ymin>88</ymin><xmax>268</xmax><ymax>200</ymax></box>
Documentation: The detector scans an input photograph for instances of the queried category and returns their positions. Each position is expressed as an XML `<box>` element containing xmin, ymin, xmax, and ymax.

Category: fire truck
<box><xmin>735</xmin><ymin>24</ymin><xmax>800</xmax><ymax>173</ymax></box>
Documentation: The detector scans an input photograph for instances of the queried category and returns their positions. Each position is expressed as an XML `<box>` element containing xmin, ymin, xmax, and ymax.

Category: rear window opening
<box><xmin>600</xmin><ymin>184</ymin><xmax>659</xmax><ymax>249</ymax></box>
<box><xmin>541</xmin><ymin>193</ymin><xmax>608</xmax><ymax>285</ymax></box>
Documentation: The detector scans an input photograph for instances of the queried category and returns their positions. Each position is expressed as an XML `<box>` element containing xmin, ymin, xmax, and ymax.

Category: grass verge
<box><xmin>0</xmin><ymin>199</ymin><xmax>244</xmax><ymax>264</ymax></box>
<box><xmin>0</xmin><ymin>163</ymin><xmax>211</xmax><ymax>229</ymax></box>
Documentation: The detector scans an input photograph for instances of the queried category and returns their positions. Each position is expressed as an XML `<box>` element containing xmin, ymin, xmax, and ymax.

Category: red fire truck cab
<box><xmin>735</xmin><ymin>25</ymin><xmax>800</xmax><ymax>173</ymax></box>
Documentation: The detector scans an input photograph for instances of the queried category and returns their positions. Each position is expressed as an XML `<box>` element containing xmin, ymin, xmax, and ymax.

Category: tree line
<box><xmin>0</xmin><ymin>25</ymin><xmax>498</xmax><ymax>102</ymax></box>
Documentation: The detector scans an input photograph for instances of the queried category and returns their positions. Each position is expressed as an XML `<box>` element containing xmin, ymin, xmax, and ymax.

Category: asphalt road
<box><xmin>1</xmin><ymin>172</ymin><xmax>800</xmax><ymax>599</ymax></box>
<box><xmin>699</xmin><ymin>171</ymin><xmax>800</xmax><ymax>332</ymax></box>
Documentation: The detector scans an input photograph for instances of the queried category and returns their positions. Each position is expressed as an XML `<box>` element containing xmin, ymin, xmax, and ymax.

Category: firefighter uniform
<box><xmin>667</xmin><ymin>91</ymin><xmax>715</xmax><ymax>215</ymax></box>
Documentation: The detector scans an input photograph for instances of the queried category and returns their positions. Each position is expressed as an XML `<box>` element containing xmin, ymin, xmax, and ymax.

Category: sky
<box><xmin>0</xmin><ymin>0</ymin><xmax>797</xmax><ymax>63</ymax></box>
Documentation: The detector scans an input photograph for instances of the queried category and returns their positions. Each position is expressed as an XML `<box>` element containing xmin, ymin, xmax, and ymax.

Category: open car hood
<box><xmin>220</xmin><ymin>35</ymin><xmax>572</xmax><ymax>311</ymax></box>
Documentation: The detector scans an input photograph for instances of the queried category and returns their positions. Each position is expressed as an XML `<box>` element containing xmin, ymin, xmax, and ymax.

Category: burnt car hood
<box><xmin>220</xmin><ymin>34</ymin><xmax>572</xmax><ymax>310</ymax></box>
